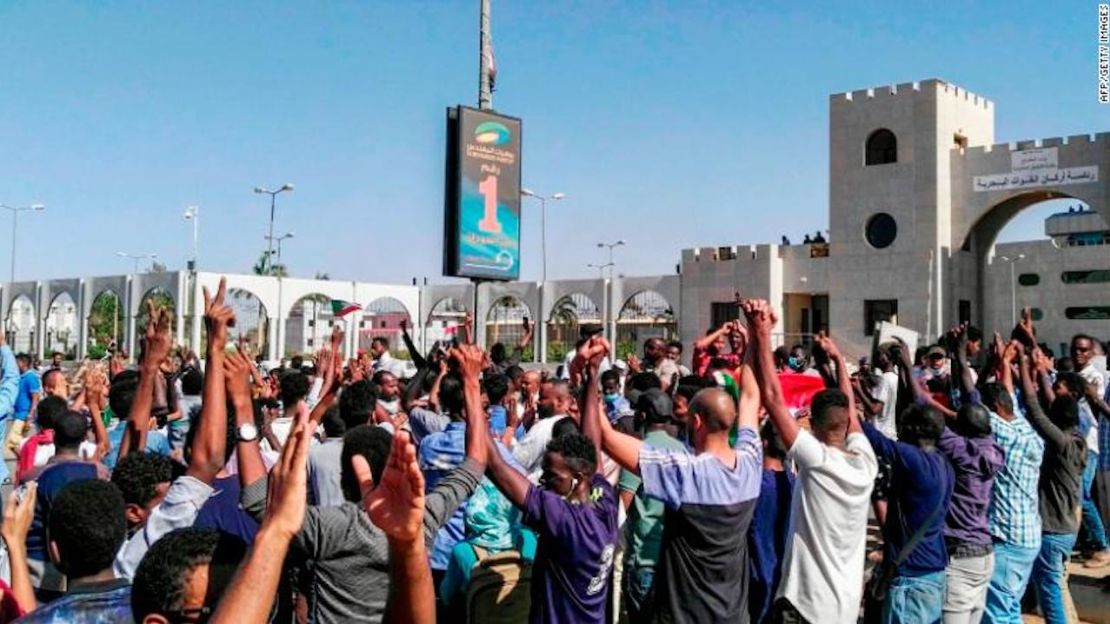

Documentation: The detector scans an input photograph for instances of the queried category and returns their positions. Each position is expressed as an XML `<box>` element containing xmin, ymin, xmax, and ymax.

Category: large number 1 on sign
<box><xmin>477</xmin><ymin>175</ymin><xmax>502</xmax><ymax>234</ymax></box>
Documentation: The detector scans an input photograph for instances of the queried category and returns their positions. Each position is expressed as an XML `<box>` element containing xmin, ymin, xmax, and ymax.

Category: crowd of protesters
<box><xmin>0</xmin><ymin>280</ymin><xmax>1106</xmax><ymax>624</ymax></box>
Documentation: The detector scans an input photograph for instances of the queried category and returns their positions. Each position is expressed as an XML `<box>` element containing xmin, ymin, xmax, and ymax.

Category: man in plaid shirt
<box><xmin>981</xmin><ymin>383</ymin><xmax>1045</xmax><ymax>623</ymax></box>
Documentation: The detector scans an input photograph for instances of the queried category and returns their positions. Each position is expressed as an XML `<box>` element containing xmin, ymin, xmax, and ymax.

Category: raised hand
<box><xmin>813</xmin><ymin>331</ymin><xmax>842</xmax><ymax>361</ymax></box>
<box><xmin>203</xmin><ymin>277</ymin><xmax>236</xmax><ymax>348</ymax></box>
<box><xmin>625</xmin><ymin>353</ymin><xmax>642</xmax><ymax>374</ymax></box>
<box><xmin>741</xmin><ymin>298</ymin><xmax>777</xmax><ymax>336</ymax></box>
<box><xmin>1</xmin><ymin>482</ymin><xmax>37</xmax><ymax>547</ymax></box>
<box><xmin>329</xmin><ymin>325</ymin><xmax>344</xmax><ymax>358</ymax></box>
<box><xmin>264</xmin><ymin>408</ymin><xmax>311</xmax><ymax>539</ymax></box>
<box><xmin>450</xmin><ymin>343</ymin><xmax>485</xmax><ymax>380</ymax></box>
<box><xmin>355</xmin><ymin>431</ymin><xmax>425</xmax><ymax>544</ymax></box>
<box><xmin>224</xmin><ymin>350</ymin><xmax>254</xmax><ymax>404</ymax></box>
<box><xmin>142</xmin><ymin>299</ymin><xmax>174</xmax><ymax>370</ymax></box>
<box><xmin>576</xmin><ymin>335</ymin><xmax>610</xmax><ymax>374</ymax></box>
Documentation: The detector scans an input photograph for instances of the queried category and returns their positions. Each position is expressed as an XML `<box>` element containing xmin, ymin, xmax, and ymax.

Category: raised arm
<box><xmin>947</xmin><ymin>325</ymin><xmax>977</xmax><ymax>400</ymax></box>
<box><xmin>225</xmin><ymin>350</ymin><xmax>266</xmax><ymax>489</ymax></box>
<box><xmin>814</xmin><ymin>331</ymin><xmax>860</xmax><ymax>431</ymax></box>
<box><xmin>578</xmin><ymin>336</ymin><xmax>608</xmax><ymax>473</ymax></box>
<box><xmin>995</xmin><ymin>334</ymin><xmax>1017</xmax><ymax>395</ymax></box>
<box><xmin>399</xmin><ymin>318</ymin><xmax>427</xmax><ymax>370</ymax></box>
<box><xmin>212</xmin><ymin>408</ymin><xmax>310</xmax><ymax>624</ymax></box>
<box><xmin>736</xmin><ymin>360</ymin><xmax>761</xmax><ymax>431</ymax></box>
<box><xmin>84</xmin><ymin>366</ymin><xmax>111</xmax><ymax>460</ymax></box>
<box><xmin>451</xmin><ymin>344</ymin><xmax>489</xmax><ymax>470</ymax></box>
<box><xmin>743</xmin><ymin>299</ymin><xmax>801</xmax><ymax>448</ymax></box>
<box><xmin>518</xmin><ymin>317</ymin><xmax>534</xmax><ymax>351</ymax></box>
<box><xmin>461</xmin><ymin>312</ymin><xmax>474</xmax><ymax>346</ymax></box>
<box><xmin>122</xmin><ymin>300</ymin><xmax>173</xmax><ymax>458</ymax></box>
<box><xmin>1017</xmin><ymin>351</ymin><xmax>1069</xmax><ymax>448</ymax></box>
<box><xmin>1</xmin><ymin>483</ymin><xmax>38</xmax><ymax>615</ymax></box>
<box><xmin>693</xmin><ymin>324</ymin><xmax>730</xmax><ymax>353</ymax></box>
<box><xmin>187</xmin><ymin>278</ymin><xmax>234</xmax><ymax>483</ymax></box>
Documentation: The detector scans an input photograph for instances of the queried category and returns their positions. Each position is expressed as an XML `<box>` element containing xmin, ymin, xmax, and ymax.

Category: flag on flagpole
<box><xmin>330</xmin><ymin>299</ymin><xmax>362</xmax><ymax>318</ymax></box>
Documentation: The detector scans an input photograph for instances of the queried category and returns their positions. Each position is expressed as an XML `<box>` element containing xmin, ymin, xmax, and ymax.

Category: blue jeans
<box><xmin>882</xmin><ymin>569</ymin><xmax>946</xmax><ymax>624</ymax></box>
<box><xmin>983</xmin><ymin>541</ymin><xmax>1039</xmax><ymax>624</ymax></box>
<box><xmin>1080</xmin><ymin>450</ymin><xmax>1110</xmax><ymax>551</ymax></box>
<box><xmin>1032</xmin><ymin>532</ymin><xmax>1077</xmax><ymax>624</ymax></box>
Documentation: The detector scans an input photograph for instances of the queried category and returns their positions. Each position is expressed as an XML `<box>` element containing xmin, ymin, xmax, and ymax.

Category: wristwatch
<box><xmin>237</xmin><ymin>422</ymin><xmax>259</xmax><ymax>443</ymax></box>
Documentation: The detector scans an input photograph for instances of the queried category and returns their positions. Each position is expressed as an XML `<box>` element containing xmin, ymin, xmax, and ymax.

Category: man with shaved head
<box><xmin>746</xmin><ymin>299</ymin><xmax>877</xmax><ymax>624</ymax></box>
<box><xmin>596</xmin><ymin>344</ymin><xmax>762</xmax><ymax>623</ymax></box>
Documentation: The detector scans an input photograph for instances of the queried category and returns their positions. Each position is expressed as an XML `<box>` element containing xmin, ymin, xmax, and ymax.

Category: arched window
<box><xmin>865</xmin><ymin>129</ymin><xmax>897</xmax><ymax>165</ymax></box>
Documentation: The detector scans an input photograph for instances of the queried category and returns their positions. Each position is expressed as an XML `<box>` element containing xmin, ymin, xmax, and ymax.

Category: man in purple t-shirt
<box><xmin>485</xmin><ymin>337</ymin><xmax>620</xmax><ymax>624</ymax></box>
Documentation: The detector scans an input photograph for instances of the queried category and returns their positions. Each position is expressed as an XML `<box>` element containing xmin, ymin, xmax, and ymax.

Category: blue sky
<box><xmin>1</xmin><ymin>1</ymin><xmax>1105</xmax><ymax>284</ymax></box>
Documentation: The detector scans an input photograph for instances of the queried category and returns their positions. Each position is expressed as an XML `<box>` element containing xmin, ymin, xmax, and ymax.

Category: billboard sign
<box><xmin>443</xmin><ymin>106</ymin><xmax>523</xmax><ymax>281</ymax></box>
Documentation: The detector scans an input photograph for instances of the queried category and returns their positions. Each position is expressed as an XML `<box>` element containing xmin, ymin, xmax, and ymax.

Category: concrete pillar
<box><xmin>126</xmin><ymin>277</ymin><xmax>137</xmax><ymax>360</ymax></box>
<box><xmin>174</xmin><ymin>273</ymin><xmax>187</xmax><ymax>350</ymax></box>
<box><xmin>538</xmin><ymin>283</ymin><xmax>548</xmax><ymax>364</ymax></box>
<box><xmin>76</xmin><ymin>281</ymin><xmax>87</xmax><ymax>360</ymax></box>
<box><xmin>35</xmin><ymin>283</ymin><xmax>46</xmax><ymax>361</ymax></box>
<box><xmin>190</xmin><ymin>278</ymin><xmax>202</xmax><ymax>357</ymax></box>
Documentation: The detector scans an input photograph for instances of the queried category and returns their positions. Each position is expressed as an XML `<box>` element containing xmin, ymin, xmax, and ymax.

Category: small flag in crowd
<box><xmin>778</xmin><ymin>372</ymin><xmax>827</xmax><ymax>415</ymax></box>
<box><xmin>330</xmin><ymin>299</ymin><xmax>362</xmax><ymax>318</ymax></box>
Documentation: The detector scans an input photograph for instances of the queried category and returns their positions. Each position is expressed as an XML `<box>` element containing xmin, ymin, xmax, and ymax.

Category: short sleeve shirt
<box><xmin>871</xmin><ymin>371</ymin><xmax>900</xmax><ymax>439</ymax></box>
<box><xmin>777</xmin><ymin>430</ymin><xmax>877</xmax><ymax>624</ymax></box>
<box><xmin>618</xmin><ymin>430</ymin><xmax>686</xmax><ymax>571</ymax></box>
<box><xmin>523</xmin><ymin>474</ymin><xmax>619</xmax><ymax>624</ymax></box>
<box><xmin>14</xmin><ymin>371</ymin><xmax>41</xmax><ymax>419</ymax></box>
<box><xmin>636</xmin><ymin>426</ymin><xmax>763</xmax><ymax>623</ymax></box>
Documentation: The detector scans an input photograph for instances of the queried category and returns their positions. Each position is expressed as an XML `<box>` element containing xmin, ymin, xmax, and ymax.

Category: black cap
<box><xmin>636</xmin><ymin>388</ymin><xmax>673</xmax><ymax>424</ymax></box>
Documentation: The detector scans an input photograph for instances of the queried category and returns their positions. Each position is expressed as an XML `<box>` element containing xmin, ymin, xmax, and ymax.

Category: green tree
<box><xmin>88</xmin><ymin>292</ymin><xmax>125</xmax><ymax>349</ymax></box>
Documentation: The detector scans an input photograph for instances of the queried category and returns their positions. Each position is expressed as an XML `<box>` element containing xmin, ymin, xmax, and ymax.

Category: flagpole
<box><xmin>478</xmin><ymin>0</ymin><xmax>492</xmax><ymax>110</ymax></box>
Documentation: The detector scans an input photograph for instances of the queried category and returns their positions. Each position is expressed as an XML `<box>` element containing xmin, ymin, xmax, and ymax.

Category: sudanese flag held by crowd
<box><xmin>329</xmin><ymin>299</ymin><xmax>363</xmax><ymax>318</ymax></box>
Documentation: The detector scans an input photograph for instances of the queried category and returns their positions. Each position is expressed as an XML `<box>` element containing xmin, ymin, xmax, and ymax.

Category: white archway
<box><xmin>45</xmin><ymin>292</ymin><xmax>79</xmax><ymax>358</ymax></box>
<box><xmin>546</xmin><ymin>293</ymin><xmax>601</xmax><ymax>362</ymax></box>
<box><xmin>5</xmin><ymin>295</ymin><xmax>36</xmax><ymax>354</ymax></box>
<box><xmin>616</xmin><ymin>290</ymin><xmax>676</xmax><ymax>358</ymax></box>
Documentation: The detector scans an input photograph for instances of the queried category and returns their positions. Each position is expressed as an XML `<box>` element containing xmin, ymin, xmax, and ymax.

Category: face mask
<box><xmin>604</xmin><ymin>393</ymin><xmax>620</xmax><ymax>403</ymax></box>
<box><xmin>788</xmin><ymin>356</ymin><xmax>805</xmax><ymax>372</ymax></box>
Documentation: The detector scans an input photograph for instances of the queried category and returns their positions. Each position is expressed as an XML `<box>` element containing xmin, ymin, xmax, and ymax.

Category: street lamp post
<box><xmin>1</xmin><ymin>203</ymin><xmax>46</xmax><ymax>283</ymax></box>
<box><xmin>117</xmin><ymin>251</ymin><xmax>159</xmax><ymax>274</ymax></box>
<box><xmin>999</xmin><ymin>253</ymin><xmax>1026</xmax><ymax>326</ymax></box>
<box><xmin>183</xmin><ymin>206</ymin><xmax>199</xmax><ymax>269</ymax></box>
<box><xmin>597</xmin><ymin>240</ymin><xmax>626</xmax><ymax>280</ymax></box>
<box><xmin>520</xmin><ymin>189</ymin><xmax>565</xmax><ymax>282</ymax></box>
<box><xmin>587</xmin><ymin>262</ymin><xmax>614</xmax><ymax>279</ymax></box>
<box><xmin>254</xmin><ymin>184</ymin><xmax>294</xmax><ymax>274</ymax></box>
<box><xmin>264</xmin><ymin>232</ymin><xmax>295</xmax><ymax>266</ymax></box>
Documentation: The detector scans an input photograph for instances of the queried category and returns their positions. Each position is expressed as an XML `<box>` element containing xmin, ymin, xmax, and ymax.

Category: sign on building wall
<box><xmin>1011</xmin><ymin>147</ymin><xmax>1058</xmax><ymax>172</ymax></box>
<box><xmin>443</xmin><ymin>106</ymin><xmax>523</xmax><ymax>281</ymax></box>
<box><xmin>974</xmin><ymin>147</ymin><xmax>1098</xmax><ymax>192</ymax></box>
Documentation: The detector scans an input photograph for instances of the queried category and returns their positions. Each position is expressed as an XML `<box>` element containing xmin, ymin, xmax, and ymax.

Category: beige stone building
<box><xmin>681</xmin><ymin>78</ymin><xmax>1109</xmax><ymax>358</ymax></box>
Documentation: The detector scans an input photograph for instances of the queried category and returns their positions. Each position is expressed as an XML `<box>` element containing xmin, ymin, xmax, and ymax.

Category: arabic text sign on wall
<box><xmin>973</xmin><ymin>166</ymin><xmax>1098</xmax><ymax>192</ymax></box>
<box><xmin>1011</xmin><ymin>147</ymin><xmax>1058</xmax><ymax>172</ymax></box>
<box><xmin>443</xmin><ymin>106</ymin><xmax>523</xmax><ymax>281</ymax></box>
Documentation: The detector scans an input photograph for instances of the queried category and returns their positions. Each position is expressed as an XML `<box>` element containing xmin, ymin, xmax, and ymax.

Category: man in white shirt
<box><xmin>511</xmin><ymin>377</ymin><xmax>574</xmax><ymax>475</ymax></box>
<box><xmin>746</xmin><ymin>299</ymin><xmax>878</xmax><ymax>624</ymax></box>
<box><xmin>370</xmin><ymin>337</ymin><xmax>407</xmax><ymax>378</ymax></box>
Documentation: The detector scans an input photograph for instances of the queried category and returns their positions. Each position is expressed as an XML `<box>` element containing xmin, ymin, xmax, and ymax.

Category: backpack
<box><xmin>465</xmin><ymin>545</ymin><xmax>532</xmax><ymax>623</ymax></box>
